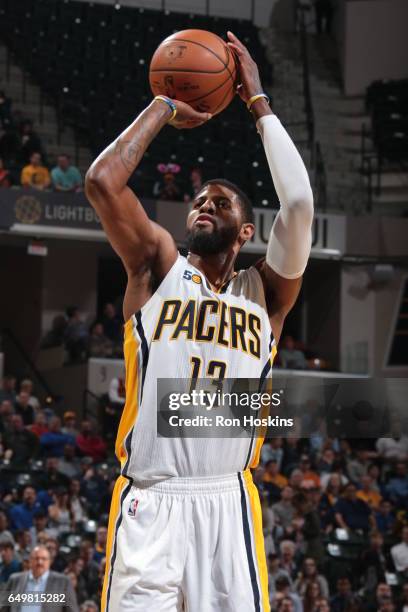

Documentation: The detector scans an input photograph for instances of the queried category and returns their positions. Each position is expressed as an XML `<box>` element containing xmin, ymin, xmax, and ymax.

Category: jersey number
<box><xmin>189</xmin><ymin>356</ymin><xmax>227</xmax><ymax>393</ymax></box>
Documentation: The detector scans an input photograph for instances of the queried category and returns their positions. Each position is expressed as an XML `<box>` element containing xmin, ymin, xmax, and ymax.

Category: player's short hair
<box><xmin>199</xmin><ymin>178</ymin><xmax>254</xmax><ymax>224</ymax></box>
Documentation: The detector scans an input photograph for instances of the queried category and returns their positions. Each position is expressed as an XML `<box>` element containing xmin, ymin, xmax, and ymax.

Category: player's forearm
<box><xmin>85</xmin><ymin>100</ymin><xmax>170</xmax><ymax>194</ymax></box>
<box><xmin>258</xmin><ymin>114</ymin><xmax>314</xmax><ymax>278</ymax></box>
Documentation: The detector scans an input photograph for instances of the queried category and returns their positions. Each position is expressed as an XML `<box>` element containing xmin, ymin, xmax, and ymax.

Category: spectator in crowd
<box><xmin>0</xmin><ymin>91</ymin><xmax>13</xmax><ymax>128</ymax></box>
<box><xmin>184</xmin><ymin>167</ymin><xmax>203</xmax><ymax>202</ymax></box>
<box><xmin>320</xmin><ymin>464</ymin><xmax>348</xmax><ymax>491</ymax></box>
<box><xmin>330</xmin><ymin>576</ymin><xmax>359</xmax><ymax>612</ymax></box>
<box><xmin>391</xmin><ymin>525</ymin><xmax>408</xmax><ymax>575</ymax></box>
<box><xmin>0</xmin><ymin>156</ymin><xmax>11</xmax><ymax>187</ymax></box>
<box><xmin>0</xmin><ymin>512</ymin><xmax>15</xmax><ymax>546</ymax></box>
<box><xmin>29</xmin><ymin>509</ymin><xmax>54</xmax><ymax>546</ymax></box>
<box><xmin>76</xmin><ymin>420</ymin><xmax>107</xmax><ymax>463</ymax></box>
<box><xmin>4</xmin><ymin>545</ymin><xmax>78</xmax><ymax>611</ymax></box>
<box><xmin>64</xmin><ymin>306</ymin><xmax>89</xmax><ymax>363</ymax></box>
<box><xmin>267</xmin><ymin>553</ymin><xmax>292</xmax><ymax>594</ymax></box>
<box><xmin>363</xmin><ymin>583</ymin><xmax>394</xmax><ymax>612</ymax></box>
<box><xmin>39</xmin><ymin>457</ymin><xmax>70</xmax><ymax>490</ymax></box>
<box><xmin>0</xmin><ymin>374</ymin><xmax>17</xmax><ymax>404</ymax></box>
<box><xmin>3</xmin><ymin>414</ymin><xmax>39</xmax><ymax>466</ymax></box>
<box><xmin>40</xmin><ymin>416</ymin><xmax>76</xmax><ymax>458</ymax></box>
<box><xmin>357</xmin><ymin>474</ymin><xmax>383</xmax><ymax>510</ymax></box>
<box><xmin>69</xmin><ymin>479</ymin><xmax>88</xmax><ymax>526</ymax></box>
<box><xmin>316</xmin><ymin>448</ymin><xmax>336</xmax><ymax>474</ymax></box>
<box><xmin>48</xmin><ymin>487</ymin><xmax>72</xmax><ymax>535</ymax></box>
<box><xmin>376</xmin><ymin>499</ymin><xmax>396</xmax><ymax>535</ymax></box>
<box><xmin>282</xmin><ymin>439</ymin><xmax>304</xmax><ymax>475</ymax></box>
<box><xmin>262</xmin><ymin>438</ymin><xmax>284</xmax><ymax>471</ymax></box>
<box><xmin>292</xmin><ymin>492</ymin><xmax>325</xmax><ymax>563</ymax></box>
<box><xmin>303</xmin><ymin>580</ymin><xmax>323</xmax><ymax>612</ymax></box>
<box><xmin>279</xmin><ymin>540</ymin><xmax>299</xmax><ymax>581</ymax></box>
<box><xmin>80</xmin><ymin>601</ymin><xmax>98</xmax><ymax>612</ymax></box>
<box><xmin>45</xmin><ymin>537</ymin><xmax>67</xmax><ymax>573</ymax></box>
<box><xmin>58</xmin><ymin>444</ymin><xmax>82</xmax><ymax>480</ymax></box>
<box><xmin>14</xmin><ymin>389</ymin><xmax>35</xmax><ymax>426</ymax></box>
<box><xmin>9</xmin><ymin>486</ymin><xmax>42</xmax><ymax>531</ymax></box>
<box><xmin>61</xmin><ymin>411</ymin><xmax>80</xmax><ymax>438</ymax></box>
<box><xmin>0</xmin><ymin>541</ymin><xmax>22</xmax><ymax>583</ymax></box>
<box><xmin>88</xmin><ymin>322</ymin><xmax>114</xmax><ymax>358</ymax></box>
<box><xmin>293</xmin><ymin>557</ymin><xmax>329</xmax><ymax>599</ymax></box>
<box><xmin>263</xmin><ymin>459</ymin><xmax>288</xmax><ymax>490</ymax></box>
<box><xmin>377</xmin><ymin>429</ymin><xmax>408</xmax><ymax>462</ymax></box>
<box><xmin>51</xmin><ymin>154</ymin><xmax>82</xmax><ymax>192</ymax></box>
<box><xmin>0</xmin><ymin>399</ymin><xmax>14</xmax><ymax>434</ymax></box>
<box><xmin>272</xmin><ymin>486</ymin><xmax>296</xmax><ymax>535</ymax></box>
<box><xmin>153</xmin><ymin>162</ymin><xmax>181</xmax><ymax>201</ymax></box>
<box><xmin>278</xmin><ymin>336</ymin><xmax>307</xmax><ymax>369</ymax></box>
<box><xmin>102</xmin><ymin>302</ymin><xmax>122</xmax><ymax>347</ymax></box>
<box><xmin>92</xmin><ymin>526</ymin><xmax>107</xmax><ymax>564</ymax></box>
<box><xmin>289</xmin><ymin>469</ymin><xmax>304</xmax><ymax>494</ymax></box>
<box><xmin>18</xmin><ymin>120</ymin><xmax>43</xmax><ymax>164</ymax></box>
<box><xmin>21</xmin><ymin>151</ymin><xmax>50</xmax><ymax>190</ymax></box>
<box><xmin>359</xmin><ymin>531</ymin><xmax>390</xmax><ymax>594</ymax></box>
<box><xmin>347</xmin><ymin>448</ymin><xmax>371</xmax><ymax>484</ymax></box>
<box><xmin>19</xmin><ymin>378</ymin><xmax>40</xmax><ymax>410</ymax></box>
<box><xmin>40</xmin><ymin>315</ymin><xmax>67</xmax><ymax>349</ymax></box>
<box><xmin>319</xmin><ymin>472</ymin><xmax>342</xmax><ymax>530</ymax></box>
<box><xmin>298</xmin><ymin>455</ymin><xmax>321</xmax><ymax>489</ymax></box>
<box><xmin>29</xmin><ymin>410</ymin><xmax>49</xmax><ymax>438</ymax></box>
<box><xmin>271</xmin><ymin>575</ymin><xmax>303</xmax><ymax>612</ymax></box>
<box><xmin>386</xmin><ymin>463</ymin><xmax>408</xmax><ymax>507</ymax></box>
<box><xmin>334</xmin><ymin>482</ymin><xmax>374</xmax><ymax>534</ymax></box>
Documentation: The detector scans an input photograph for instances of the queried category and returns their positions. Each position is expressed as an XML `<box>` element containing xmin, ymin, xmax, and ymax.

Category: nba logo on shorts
<box><xmin>128</xmin><ymin>498</ymin><xmax>139</xmax><ymax>518</ymax></box>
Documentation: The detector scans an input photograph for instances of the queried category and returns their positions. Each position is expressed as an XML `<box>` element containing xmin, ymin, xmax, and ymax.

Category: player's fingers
<box><xmin>227</xmin><ymin>42</ymin><xmax>244</xmax><ymax>58</ymax></box>
<box><xmin>227</xmin><ymin>31</ymin><xmax>247</xmax><ymax>52</ymax></box>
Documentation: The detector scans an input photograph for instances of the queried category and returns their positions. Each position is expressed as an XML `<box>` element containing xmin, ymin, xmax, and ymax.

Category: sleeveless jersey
<box><xmin>117</xmin><ymin>254</ymin><xmax>276</xmax><ymax>484</ymax></box>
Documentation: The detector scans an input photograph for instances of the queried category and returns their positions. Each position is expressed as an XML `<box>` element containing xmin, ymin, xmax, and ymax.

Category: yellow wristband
<box><xmin>154</xmin><ymin>95</ymin><xmax>177</xmax><ymax>121</ymax></box>
<box><xmin>247</xmin><ymin>93</ymin><xmax>270</xmax><ymax>111</ymax></box>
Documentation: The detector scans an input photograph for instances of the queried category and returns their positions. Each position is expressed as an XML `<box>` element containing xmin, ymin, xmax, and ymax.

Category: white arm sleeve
<box><xmin>257</xmin><ymin>114</ymin><xmax>314</xmax><ymax>279</ymax></box>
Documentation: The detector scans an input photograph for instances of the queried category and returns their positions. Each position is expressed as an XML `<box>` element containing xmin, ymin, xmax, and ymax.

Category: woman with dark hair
<box><xmin>303</xmin><ymin>580</ymin><xmax>322</xmax><ymax>612</ymax></box>
<box><xmin>292</xmin><ymin>492</ymin><xmax>325</xmax><ymax>564</ymax></box>
<box><xmin>294</xmin><ymin>557</ymin><xmax>329</xmax><ymax>599</ymax></box>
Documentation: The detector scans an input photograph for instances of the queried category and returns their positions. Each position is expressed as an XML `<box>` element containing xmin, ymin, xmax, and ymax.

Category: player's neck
<box><xmin>187</xmin><ymin>251</ymin><xmax>236</xmax><ymax>291</ymax></box>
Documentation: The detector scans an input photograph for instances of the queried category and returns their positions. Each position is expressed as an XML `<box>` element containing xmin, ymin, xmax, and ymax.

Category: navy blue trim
<box><xmin>244</xmin><ymin>333</ymin><xmax>274</xmax><ymax>470</ymax></box>
<box><xmin>135</xmin><ymin>311</ymin><xmax>149</xmax><ymax>402</ymax></box>
<box><xmin>106</xmin><ymin>480</ymin><xmax>133</xmax><ymax>612</ymax></box>
<box><xmin>238</xmin><ymin>473</ymin><xmax>260</xmax><ymax>612</ymax></box>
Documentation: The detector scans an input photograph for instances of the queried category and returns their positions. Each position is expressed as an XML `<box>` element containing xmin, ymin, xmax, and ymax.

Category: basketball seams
<box><xmin>184</xmin><ymin>72</ymin><xmax>234</xmax><ymax>105</ymax></box>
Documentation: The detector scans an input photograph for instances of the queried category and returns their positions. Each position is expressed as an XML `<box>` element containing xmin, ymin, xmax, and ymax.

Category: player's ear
<box><xmin>239</xmin><ymin>223</ymin><xmax>255</xmax><ymax>243</ymax></box>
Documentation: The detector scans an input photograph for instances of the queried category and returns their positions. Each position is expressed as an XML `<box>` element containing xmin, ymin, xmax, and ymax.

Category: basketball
<box><xmin>149</xmin><ymin>29</ymin><xmax>237</xmax><ymax>116</ymax></box>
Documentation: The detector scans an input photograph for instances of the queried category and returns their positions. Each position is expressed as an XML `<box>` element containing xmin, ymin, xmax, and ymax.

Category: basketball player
<box><xmin>86</xmin><ymin>32</ymin><xmax>313</xmax><ymax>612</ymax></box>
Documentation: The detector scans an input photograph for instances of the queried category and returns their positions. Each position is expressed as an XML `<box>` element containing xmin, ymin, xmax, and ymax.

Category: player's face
<box><xmin>186</xmin><ymin>184</ymin><xmax>244</xmax><ymax>256</ymax></box>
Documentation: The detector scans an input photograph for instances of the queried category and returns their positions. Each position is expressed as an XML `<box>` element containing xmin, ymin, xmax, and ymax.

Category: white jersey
<box><xmin>116</xmin><ymin>253</ymin><xmax>276</xmax><ymax>484</ymax></box>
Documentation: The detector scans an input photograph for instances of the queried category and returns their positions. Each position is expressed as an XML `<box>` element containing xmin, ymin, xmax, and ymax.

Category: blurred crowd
<box><xmin>0</xmin><ymin>372</ymin><xmax>116</xmax><ymax>611</ymax></box>
<box><xmin>41</xmin><ymin>302</ymin><xmax>124</xmax><ymax>363</ymax></box>
<box><xmin>0</xmin><ymin>90</ymin><xmax>82</xmax><ymax>191</ymax></box>
<box><xmin>0</xmin><ymin>368</ymin><xmax>407</xmax><ymax>610</ymax></box>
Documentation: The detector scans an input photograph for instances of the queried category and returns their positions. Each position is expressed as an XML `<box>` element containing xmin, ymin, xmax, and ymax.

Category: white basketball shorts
<box><xmin>101</xmin><ymin>471</ymin><xmax>270</xmax><ymax>612</ymax></box>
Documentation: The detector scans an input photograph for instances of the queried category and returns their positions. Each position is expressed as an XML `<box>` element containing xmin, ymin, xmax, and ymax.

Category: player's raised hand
<box><xmin>168</xmin><ymin>99</ymin><xmax>212</xmax><ymax>130</ymax></box>
<box><xmin>226</xmin><ymin>31</ymin><xmax>263</xmax><ymax>104</ymax></box>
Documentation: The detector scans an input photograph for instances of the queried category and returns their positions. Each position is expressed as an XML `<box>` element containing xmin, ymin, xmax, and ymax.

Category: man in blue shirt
<box><xmin>40</xmin><ymin>416</ymin><xmax>76</xmax><ymax>458</ymax></box>
<box><xmin>0</xmin><ymin>541</ymin><xmax>21</xmax><ymax>583</ymax></box>
<box><xmin>51</xmin><ymin>154</ymin><xmax>82</xmax><ymax>192</ymax></box>
<box><xmin>9</xmin><ymin>486</ymin><xmax>43</xmax><ymax>530</ymax></box>
<box><xmin>334</xmin><ymin>482</ymin><xmax>374</xmax><ymax>533</ymax></box>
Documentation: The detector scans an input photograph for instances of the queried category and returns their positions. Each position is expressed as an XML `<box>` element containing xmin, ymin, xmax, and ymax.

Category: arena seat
<box><xmin>0</xmin><ymin>0</ymin><xmax>279</xmax><ymax>205</ymax></box>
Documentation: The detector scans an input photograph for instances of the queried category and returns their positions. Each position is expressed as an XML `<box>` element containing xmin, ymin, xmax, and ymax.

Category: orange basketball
<box><xmin>149</xmin><ymin>29</ymin><xmax>237</xmax><ymax>116</ymax></box>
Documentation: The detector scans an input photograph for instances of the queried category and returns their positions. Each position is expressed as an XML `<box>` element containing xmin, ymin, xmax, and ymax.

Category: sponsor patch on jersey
<box><xmin>183</xmin><ymin>269</ymin><xmax>202</xmax><ymax>284</ymax></box>
<box><xmin>128</xmin><ymin>498</ymin><xmax>139</xmax><ymax>518</ymax></box>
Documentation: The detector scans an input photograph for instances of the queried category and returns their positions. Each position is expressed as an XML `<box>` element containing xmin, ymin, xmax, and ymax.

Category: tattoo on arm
<box><xmin>114</xmin><ymin>139</ymin><xmax>143</xmax><ymax>173</ymax></box>
<box><xmin>113</xmin><ymin>119</ymin><xmax>158</xmax><ymax>174</ymax></box>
